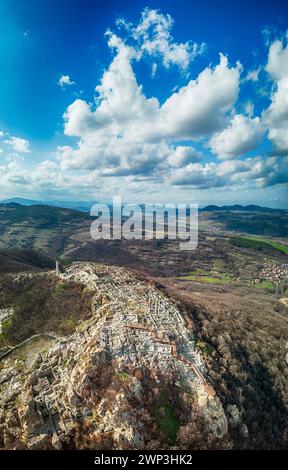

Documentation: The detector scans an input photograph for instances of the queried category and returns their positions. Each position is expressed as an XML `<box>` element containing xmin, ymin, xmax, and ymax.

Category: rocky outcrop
<box><xmin>0</xmin><ymin>263</ymin><xmax>231</xmax><ymax>449</ymax></box>
<box><xmin>277</xmin><ymin>298</ymin><xmax>288</xmax><ymax>315</ymax></box>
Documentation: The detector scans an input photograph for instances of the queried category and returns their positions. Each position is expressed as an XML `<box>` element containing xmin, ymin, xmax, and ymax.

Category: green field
<box><xmin>254</xmin><ymin>280</ymin><xmax>275</xmax><ymax>291</ymax></box>
<box><xmin>179</xmin><ymin>268</ymin><xmax>235</xmax><ymax>284</ymax></box>
<box><xmin>229</xmin><ymin>236</ymin><xmax>288</xmax><ymax>255</ymax></box>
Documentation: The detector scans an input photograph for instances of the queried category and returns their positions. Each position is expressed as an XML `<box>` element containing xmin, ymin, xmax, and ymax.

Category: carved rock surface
<box><xmin>0</xmin><ymin>263</ymin><xmax>230</xmax><ymax>449</ymax></box>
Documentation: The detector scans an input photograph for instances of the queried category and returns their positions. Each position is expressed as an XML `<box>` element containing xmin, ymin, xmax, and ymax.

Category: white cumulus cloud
<box><xmin>58</xmin><ymin>74</ymin><xmax>75</xmax><ymax>88</ymax></box>
<box><xmin>59</xmin><ymin>41</ymin><xmax>240</xmax><ymax>176</ymax></box>
<box><xmin>209</xmin><ymin>114</ymin><xmax>264</xmax><ymax>160</ymax></box>
<box><xmin>131</xmin><ymin>8</ymin><xmax>206</xmax><ymax>71</ymax></box>
<box><xmin>264</xmin><ymin>35</ymin><xmax>288</xmax><ymax>154</ymax></box>
<box><xmin>3</xmin><ymin>135</ymin><xmax>31</xmax><ymax>153</ymax></box>
<box><xmin>266</xmin><ymin>37</ymin><xmax>288</xmax><ymax>81</ymax></box>
<box><xmin>168</xmin><ymin>146</ymin><xmax>203</xmax><ymax>167</ymax></box>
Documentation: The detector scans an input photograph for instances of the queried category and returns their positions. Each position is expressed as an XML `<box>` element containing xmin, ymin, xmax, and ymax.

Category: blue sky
<box><xmin>0</xmin><ymin>0</ymin><xmax>287</xmax><ymax>207</ymax></box>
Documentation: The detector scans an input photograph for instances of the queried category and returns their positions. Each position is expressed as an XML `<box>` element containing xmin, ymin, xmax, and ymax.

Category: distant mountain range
<box><xmin>0</xmin><ymin>199</ymin><xmax>287</xmax><ymax>258</ymax></box>
<box><xmin>199</xmin><ymin>204</ymin><xmax>286</xmax><ymax>212</ymax></box>
<box><xmin>0</xmin><ymin>197</ymin><xmax>95</xmax><ymax>212</ymax></box>
<box><xmin>0</xmin><ymin>197</ymin><xmax>285</xmax><ymax>213</ymax></box>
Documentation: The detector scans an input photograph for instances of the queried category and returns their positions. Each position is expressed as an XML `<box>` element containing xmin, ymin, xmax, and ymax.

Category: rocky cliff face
<box><xmin>0</xmin><ymin>263</ymin><xmax>230</xmax><ymax>449</ymax></box>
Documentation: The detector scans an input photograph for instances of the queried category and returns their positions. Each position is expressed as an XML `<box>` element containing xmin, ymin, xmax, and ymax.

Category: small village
<box><xmin>259</xmin><ymin>260</ymin><xmax>288</xmax><ymax>285</ymax></box>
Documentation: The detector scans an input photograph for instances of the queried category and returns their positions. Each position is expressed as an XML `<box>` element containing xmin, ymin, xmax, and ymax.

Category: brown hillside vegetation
<box><xmin>0</xmin><ymin>273</ymin><xmax>94</xmax><ymax>345</ymax></box>
<box><xmin>0</xmin><ymin>249</ymin><xmax>55</xmax><ymax>274</ymax></box>
<box><xmin>161</xmin><ymin>279</ymin><xmax>288</xmax><ymax>449</ymax></box>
